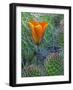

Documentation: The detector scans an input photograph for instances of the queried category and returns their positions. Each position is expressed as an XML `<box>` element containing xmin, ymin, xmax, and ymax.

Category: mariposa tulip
<box><xmin>28</xmin><ymin>21</ymin><xmax>48</xmax><ymax>45</ymax></box>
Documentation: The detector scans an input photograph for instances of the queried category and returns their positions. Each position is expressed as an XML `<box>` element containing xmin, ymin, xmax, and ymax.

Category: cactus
<box><xmin>45</xmin><ymin>58</ymin><xmax>64</xmax><ymax>76</ymax></box>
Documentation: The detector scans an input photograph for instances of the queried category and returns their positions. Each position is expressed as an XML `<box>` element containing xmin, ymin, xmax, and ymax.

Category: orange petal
<box><xmin>40</xmin><ymin>22</ymin><xmax>48</xmax><ymax>31</ymax></box>
<box><xmin>31</xmin><ymin>22</ymin><xmax>39</xmax><ymax>26</ymax></box>
<box><xmin>28</xmin><ymin>22</ymin><xmax>40</xmax><ymax>44</ymax></box>
<box><xmin>35</xmin><ymin>25</ymin><xmax>42</xmax><ymax>38</ymax></box>
<box><xmin>32</xmin><ymin>27</ymin><xmax>40</xmax><ymax>44</ymax></box>
<box><xmin>39</xmin><ymin>22</ymin><xmax>48</xmax><ymax>40</ymax></box>
<box><xmin>28</xmin><ymin>22</ymin><xmax>34</xmax><ymax>30</ymax></box>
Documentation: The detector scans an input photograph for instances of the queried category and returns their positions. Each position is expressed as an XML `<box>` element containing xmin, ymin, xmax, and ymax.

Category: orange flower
<box><xmin>28</xmin><ymin>21</ymin><xmax>48</xmax><ymax>45</ymax></box>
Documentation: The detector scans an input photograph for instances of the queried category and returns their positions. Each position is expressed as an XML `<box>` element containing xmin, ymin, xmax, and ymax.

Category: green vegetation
<box><xmin>21</xmin><ymin>12</ymin><xmax>64</xmax><ymax>77</ymax></box>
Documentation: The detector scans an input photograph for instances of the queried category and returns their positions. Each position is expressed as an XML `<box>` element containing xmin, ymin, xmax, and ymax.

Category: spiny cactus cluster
<box><xmin>45</xmin><ymin>58</ymin><xmax>64</xmax><ymax>76</ymax></box>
